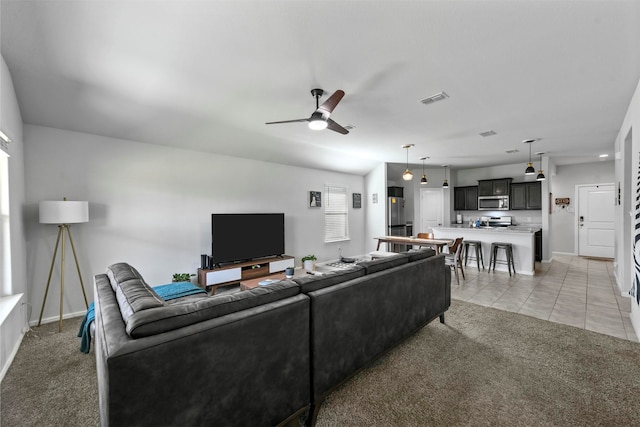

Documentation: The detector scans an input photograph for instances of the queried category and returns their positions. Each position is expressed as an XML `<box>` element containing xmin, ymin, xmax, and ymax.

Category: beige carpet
<box><xmin>2</xmin><ymin>300</ymin><xmax>640</xmax><ymax>426</ymax></box>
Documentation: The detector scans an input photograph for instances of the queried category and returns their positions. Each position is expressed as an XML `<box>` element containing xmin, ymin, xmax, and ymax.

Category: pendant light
<box><xmin>419</xmin><ymin>156</ymin><xmax>429</xmax><ymax>185</ymax></box>
<box><xmin>402</xmin><ymin>144</ymin><xmax>414</xmax><ymax>181</ymax></box>
<box><xmin>442</xmin><ymin>165</ymin><xmax>449</xmax><ymax>188</ymax></box>
<box><xmin>536</xmin><ymin>152</ymin><xmax>546</xmax><ymax>181</ymax></box>
<box><xmin>523</xmin><ymin>139</ymin><xmax>536</xmax><ymax>175</ymax></box>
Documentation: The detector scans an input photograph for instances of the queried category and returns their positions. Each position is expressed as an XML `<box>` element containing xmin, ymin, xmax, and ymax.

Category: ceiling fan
<box><xmin>266</xmin><ymin>88</ymin><xmax>349</xmax><ymax>134</ymax></box>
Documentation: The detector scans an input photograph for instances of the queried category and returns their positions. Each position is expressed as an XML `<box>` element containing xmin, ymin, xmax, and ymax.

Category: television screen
<box><xmin>211</xmin><ymin>213</ymin><xmax>285</xmax><ymax>265</ymax></box>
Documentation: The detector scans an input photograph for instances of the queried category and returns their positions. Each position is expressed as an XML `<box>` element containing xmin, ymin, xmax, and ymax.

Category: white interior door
<box><xmin>578</xmin><ymin>184</ymin><xmax>615</xmax><ymax>258</ymax></box>
<box><xmin>420</xmin><ymin>188</ymin><xmax>443</xmax><ymax>233</ymax></box>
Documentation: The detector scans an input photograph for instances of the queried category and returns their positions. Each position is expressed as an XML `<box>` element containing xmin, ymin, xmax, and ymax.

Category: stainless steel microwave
<box><xmin>478</xmin><ymin>195</ymin><xmax>509</xmax><ymax>210</ymax></box>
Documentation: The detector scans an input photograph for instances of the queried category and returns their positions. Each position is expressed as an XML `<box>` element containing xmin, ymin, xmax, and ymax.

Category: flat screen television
<box><xmin>211</xmin><ymin>213</ymin><xmax>285</xmax><ymax>265</ymax></box>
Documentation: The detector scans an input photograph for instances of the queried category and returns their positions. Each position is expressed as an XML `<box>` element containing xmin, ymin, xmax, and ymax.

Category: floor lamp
<box><xmin>38</xmin><ymin>199</ymin><xmax>89</xmax><ymax>332</ymax></box>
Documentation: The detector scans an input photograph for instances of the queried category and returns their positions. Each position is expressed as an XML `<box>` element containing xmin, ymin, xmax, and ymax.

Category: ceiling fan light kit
<box><xmin>308</xmin><ymin>116</ymin><xmax>328</xmax><ymax>130</ymax></box>
<box><xmin>266</xmin><ymin>88</ymin><xmax>349</xmax><ymax>134</ymax></box>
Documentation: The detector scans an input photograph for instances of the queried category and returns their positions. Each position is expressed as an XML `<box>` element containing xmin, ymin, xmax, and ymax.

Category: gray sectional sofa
<box><xmin>93</xmin><ymin>248</ymin><xmax>450</xmax><ymax>427</ymax></box>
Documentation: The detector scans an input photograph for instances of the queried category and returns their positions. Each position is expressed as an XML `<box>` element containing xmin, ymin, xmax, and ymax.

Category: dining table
<box><xmin>374</xmin><ymin>235</ymin><xmax>453</xmax><ymax>254</ymax></box>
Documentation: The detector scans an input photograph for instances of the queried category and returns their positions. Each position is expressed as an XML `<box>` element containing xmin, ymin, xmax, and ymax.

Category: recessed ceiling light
<box><xmin>420</xmin><ymin>92</ymin><xmax>449</xmax><ymax>105</ymax></box>
<box><xmin>599</xmin><ymin>154</ymin><xmax>609</xmax><ymax>158</ymax></box>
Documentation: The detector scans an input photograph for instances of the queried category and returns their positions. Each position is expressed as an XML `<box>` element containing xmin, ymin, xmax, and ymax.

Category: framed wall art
<box><xmin>352</xmin><ymin>193</ymin><xmax>362</xmax><ymax>208</ymax></box>
<box><xmin>309</xmin><ymin>191</ymin><xmax>321</xmax><ymax>208</ymax></box>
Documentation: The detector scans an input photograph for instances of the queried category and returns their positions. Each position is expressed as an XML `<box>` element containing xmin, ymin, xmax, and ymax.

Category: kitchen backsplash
<box><xmin>455</xmin><ymin>211</ymin><xmax>542</xmax><ymax>226</ymax></box>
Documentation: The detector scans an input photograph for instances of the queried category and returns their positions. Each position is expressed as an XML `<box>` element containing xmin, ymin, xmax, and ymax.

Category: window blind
<box><xmin>324</xmin><ymin>185</ymin><xmax>349</xmax><ymax>242</ymax></box>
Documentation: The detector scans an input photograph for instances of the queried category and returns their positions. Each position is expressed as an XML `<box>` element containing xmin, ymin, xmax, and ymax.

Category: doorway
<box><xmin>577</xmin><ymin>183</ymin><xmax>615</xmax><ymax>258</ymax></box>
<box><xmin>419</xmin><ymin>188</ymin><xmax>443</xmax><ymax>233</ymax></box>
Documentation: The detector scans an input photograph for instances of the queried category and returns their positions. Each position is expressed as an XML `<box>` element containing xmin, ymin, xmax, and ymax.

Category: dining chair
<box><xmin>417</xmin><ymin>232</ymin><xmax>434</xmax><ymax>239</ymax></box>
<box><xmin>444</xmin><ymin>237</ymin><xmax>465</xmax><ymax>285</ymax></box>
<box><xmin>416</xmin><ymin>233</ymin><xmax>435</xmax><ymax>250</ymax></box>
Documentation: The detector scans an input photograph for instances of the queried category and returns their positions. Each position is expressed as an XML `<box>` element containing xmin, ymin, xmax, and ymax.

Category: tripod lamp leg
<box><xmin>38</xmin><ymin>225</ymin><xmax>63</xmax><ymax>327</ymax></box>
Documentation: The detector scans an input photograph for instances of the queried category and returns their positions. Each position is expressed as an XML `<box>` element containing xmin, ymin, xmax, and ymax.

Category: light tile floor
<box><xmin>451</xmin><ymin>254</ymin><xmax>638</xmax><ymax>342</ymax></box>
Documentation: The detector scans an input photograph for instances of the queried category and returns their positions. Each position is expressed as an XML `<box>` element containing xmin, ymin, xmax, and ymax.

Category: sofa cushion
<box><xmin>357</xmin><ymin>253</ymin><xmax>409</xmax><ymax>274</ymax></box>
<box><xmin>400</xmin><ymin>248</ymin><xmax>436</xmax><ymax>262</ymax></box>
<box><xmin>293</xmin><ymin>265</ymin><xmax>366</xmax><ymax>293</ymax></box>
<box><xmin>107</xmin><ymin>262</ymin><xmax>147</xmax><ymax>292</ymax></box>
<box><xmin>125</xmin><ymin>279</ymin><xmax>301</xmax><ymax>338</ymax></box>
<box><xmin>106</xmin><ymin>263</ymin><xmax>166</xmax><ymax>323</ymax></box>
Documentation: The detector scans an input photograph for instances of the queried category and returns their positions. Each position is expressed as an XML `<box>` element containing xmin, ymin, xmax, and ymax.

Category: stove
<box><xmin>480</xmin><ymin>216</ymin><xmax>513</xmax><ymax>227</ymax></box>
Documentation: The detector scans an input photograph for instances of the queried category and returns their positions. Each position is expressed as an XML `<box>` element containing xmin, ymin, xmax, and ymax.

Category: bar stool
<box><xmin>489</xmin><ymin>242</ymin><xmax>516</xmax><ymax>276</ymax></box>
<box><xmin>463</xmin><ymin>240</ymin><xmax>484</xmax><ymax>270</ymax></box>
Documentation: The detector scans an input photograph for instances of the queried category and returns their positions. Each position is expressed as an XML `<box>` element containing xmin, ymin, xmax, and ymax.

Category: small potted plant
<box><xmin>172</xmin><ymin>273</ymin><xmax>195</xmax><ymax>283</ymax></box>
<box><xmin>301</xmin><ymin>255</ymin><xmax>317</xmax><ymax>272</ymax></box>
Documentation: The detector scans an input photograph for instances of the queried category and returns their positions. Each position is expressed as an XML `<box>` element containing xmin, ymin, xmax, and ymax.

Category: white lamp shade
<box><xmin>39</xmin><ymin>200</ymin><xmax>89</xmax><ymax>224</ymax></box>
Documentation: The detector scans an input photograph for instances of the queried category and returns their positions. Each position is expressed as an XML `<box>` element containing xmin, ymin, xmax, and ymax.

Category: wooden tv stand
<box><xmin>197</xmin><ymin>255</ymin><xmax>294</xmax><ymax>294</ymax></box>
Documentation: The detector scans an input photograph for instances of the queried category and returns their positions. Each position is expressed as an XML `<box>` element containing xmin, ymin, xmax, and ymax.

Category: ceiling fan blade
<box><xmin>317</xmin><ymin>90</ymin><xmax>345</xmax><ymax>114</ymax></box>
<box><xmin>265</xmin><ymin>118</ymin><xmax>310</xmax><ymax>125</ymax></box>
<box><xmin>326</xmin><ymin>118</ymin><xmax>349</xmax><ymax>135</ymax></box>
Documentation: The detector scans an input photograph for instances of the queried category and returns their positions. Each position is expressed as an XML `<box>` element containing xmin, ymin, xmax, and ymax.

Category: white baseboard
<box><xmin>551</xmin><ymin>251</ymin><xmax>578</xmax><ymax>257</ymax></box>
<box><xmin>29</xmin><ymin>309</ymin><xmax>87</xmax><ymax>327</ymax></box>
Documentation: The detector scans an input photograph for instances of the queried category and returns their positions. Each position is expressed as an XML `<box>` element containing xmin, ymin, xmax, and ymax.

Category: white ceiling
<box><xmin>2</xmin><ymin>0</ymin><xmax>639</xmax><ymax>175</ymax></box>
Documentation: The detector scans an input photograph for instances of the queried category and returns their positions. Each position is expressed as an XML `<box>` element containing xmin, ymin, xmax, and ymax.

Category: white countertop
<box><xmin>434</xmin><ymin>225</ymin><xmax>541</xmax><ymax>233</ymax></box>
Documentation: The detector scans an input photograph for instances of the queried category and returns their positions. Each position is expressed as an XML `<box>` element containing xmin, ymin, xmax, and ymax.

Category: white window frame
<box><xmin>324</xmin><ymin>184</ymin><xmax>349</xmax><ymax>243</ymax></box>
<box><xmin>0</xmin><ymin>155</ymin><xmax>11</xmax><ymax>296</ymax></box>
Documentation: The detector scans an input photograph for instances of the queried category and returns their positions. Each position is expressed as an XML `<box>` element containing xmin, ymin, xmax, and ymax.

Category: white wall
<box><xmin>549</xmin><ymin>161</ymin><xmax>614</xmax><ymax>255</ymax></box>
<box><xmin>24</xmin><ymin>125</ymin><xmax>366</xmax><ymax>323</ymax></box>
<box><xmin>364</xmin><ymin>163</ymin><xmax>386</xmax><ymax>254</ymax></box>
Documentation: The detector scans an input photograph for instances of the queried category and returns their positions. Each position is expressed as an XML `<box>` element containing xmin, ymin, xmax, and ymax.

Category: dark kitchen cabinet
<box><xmin>511</xmin><ymin>181</ymin><xmax>542</xmax><ymax>210</ymax></box>
<box><xmin>478</xmin><ymin>178</ymin><xmax>512</xmax><ymax>196</ymax></box>
<box><xmin>454</xmin><ymin>186</ymin><xmax>478</xmax><ymax>210</ymax></box>
<box><xmin>535</xmin><ymin>229</ymin><xmax>542</xmax><ymax>261</ymax></box>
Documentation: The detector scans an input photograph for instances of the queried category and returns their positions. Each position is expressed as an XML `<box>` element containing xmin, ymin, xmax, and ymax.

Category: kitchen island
<box><xmin>432</xmin><ymin>225</ymin><xmax>541</xmax><ymax>275</ymax></box>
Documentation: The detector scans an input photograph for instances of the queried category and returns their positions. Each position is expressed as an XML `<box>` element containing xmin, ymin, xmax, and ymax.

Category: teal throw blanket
<box><xmin>78</xmin><ymin>281</ymin><xmax>207</xmax><ymax>353</ymax></box>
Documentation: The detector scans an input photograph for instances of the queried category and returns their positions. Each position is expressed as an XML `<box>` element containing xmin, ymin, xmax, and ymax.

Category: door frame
<box><xmin>574</xmin><ymin>182</ymin><xmax>615</xmax><ymax>258</ymax></box>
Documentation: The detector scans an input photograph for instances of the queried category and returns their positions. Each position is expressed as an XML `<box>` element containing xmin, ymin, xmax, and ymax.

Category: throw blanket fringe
<box><xmin>78</xmin><ymin>281</ymin><xmax>207</xmax><ymax>354</ymax></box>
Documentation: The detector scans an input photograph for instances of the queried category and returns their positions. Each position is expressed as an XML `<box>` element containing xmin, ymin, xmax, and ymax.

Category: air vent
<box><xmin>505</xmin><ymin>149</ymin><xmax>519</xmax><ymax>154</ymax></box>
<box><xmin>420</xmin><ymin>91</ymin><xmax>449</xmax><ymax>105</ymax></box>
<box><xmin>479</xmin><ymin>130</ymin><xmax>496</xmax><ymax>137</ymax></box>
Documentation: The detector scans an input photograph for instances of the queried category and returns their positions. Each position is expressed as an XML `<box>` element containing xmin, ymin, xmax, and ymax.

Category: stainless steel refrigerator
<box><xmin>387</xmin><ymin>195</ymin><xmax>407</xmax><ymax>252</ymax></box>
